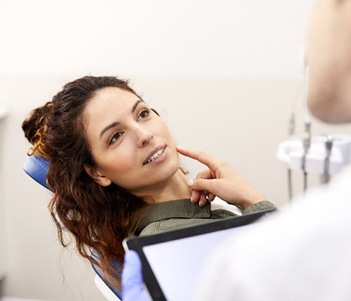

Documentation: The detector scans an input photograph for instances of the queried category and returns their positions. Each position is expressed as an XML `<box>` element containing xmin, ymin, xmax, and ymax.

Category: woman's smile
<box><xmin>143</xmin><ymin>145</ymin><xmax>167</xmax><ymax>165</ymax></box>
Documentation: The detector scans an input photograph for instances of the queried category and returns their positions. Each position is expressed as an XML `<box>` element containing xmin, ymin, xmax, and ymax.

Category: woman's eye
<box><xmin>137</xmin><ymin>109</ymin><xmax>150</xmax><ymax>121</ymax></box>
<box><xmin>109</xmin><ymin>132</ymin><xmax>123</xmax><ymax>145</ymax></box>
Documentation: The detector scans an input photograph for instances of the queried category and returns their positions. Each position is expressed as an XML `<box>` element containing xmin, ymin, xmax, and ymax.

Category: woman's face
<box><xmin>83</xmin><ymin>87</ymin><xmax>180</xmax><ymax>196</ymax></box>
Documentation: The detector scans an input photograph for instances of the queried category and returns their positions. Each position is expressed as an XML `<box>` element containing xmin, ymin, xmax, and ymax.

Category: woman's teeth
<box><xmin>144</xmin><ymin>148</ymin><xmax>165</xmax><ymax>165</ymax></box>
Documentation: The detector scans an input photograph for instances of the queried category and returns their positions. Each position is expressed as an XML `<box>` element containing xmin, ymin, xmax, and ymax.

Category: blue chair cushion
<box><xmin>23</xmin><ymin>155</ymin><xmax>50</xmax><ymax>190</ymax></box>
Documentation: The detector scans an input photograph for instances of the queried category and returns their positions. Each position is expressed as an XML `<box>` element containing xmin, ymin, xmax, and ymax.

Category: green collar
<box><xmin>136</xmin><ymin>199</ymin><xmax>212</xmax><ymax>233</ymax></box>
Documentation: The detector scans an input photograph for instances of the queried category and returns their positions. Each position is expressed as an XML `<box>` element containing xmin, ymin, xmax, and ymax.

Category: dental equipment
<box><xmin>302</xmin><ymin>65</ymin><xmax>312</xmax><ymax>193</ymax></box>
<box><xmin>277</xmin><ymin>134</ymin><xmax>351</xmax><ymax>197</ymax></box>
<box><xmin>277</xmin><ymin>57</ymin><xmax>351</xmax><ymax>198</ymax></box>
<box><xmin>287</xmin><ymin>112</ymin><xmax>295</xmax><ymax>200</ymax></box>
<box><xmin>302</xmin><ymin>121</ymin><xmax>312</xmax><ymax>192</ymax></box>
<box><xmin>322</xmin><ymin>135</ymin><xmax>333</xmax><ymax>184</ymax></box>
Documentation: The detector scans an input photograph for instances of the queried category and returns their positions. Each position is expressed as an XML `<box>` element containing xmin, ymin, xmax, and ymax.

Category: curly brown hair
<box><xmin>22</xmin><ymin>76</ymin><xmax>148</xmax><ymax>289</ymax></box>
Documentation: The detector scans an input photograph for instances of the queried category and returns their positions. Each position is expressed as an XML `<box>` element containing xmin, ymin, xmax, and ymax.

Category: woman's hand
<box><xmin>177</xmin><ymin>146</ymin><xmax>266</xmax><ymax>209</ymax></box>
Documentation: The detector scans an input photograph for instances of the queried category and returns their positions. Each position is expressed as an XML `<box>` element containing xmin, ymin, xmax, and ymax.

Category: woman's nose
<box><xmin>134</xmin><ymin>125</ymin><xmax>153</xmax><ymax>147</ymax></box>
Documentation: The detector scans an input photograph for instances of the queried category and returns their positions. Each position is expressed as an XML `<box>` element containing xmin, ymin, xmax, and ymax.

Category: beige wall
<box><xmin>1</xmin><ymin>75</ymin><xmax>351</xmax><ymax>300</ymax></box>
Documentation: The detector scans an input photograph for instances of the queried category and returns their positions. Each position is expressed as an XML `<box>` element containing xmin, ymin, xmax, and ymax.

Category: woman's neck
<box><xmin>137</xmin><ymin>169</ymin><xmax>192</xmax><ymax>205</ymax></box>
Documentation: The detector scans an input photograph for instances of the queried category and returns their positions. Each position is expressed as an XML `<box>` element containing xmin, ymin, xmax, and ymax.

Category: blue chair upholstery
<box><xmin>23</xmin><ymin>155</ymin><xmax>50</xmax><ymax>190</ymax></box>
<box><xmin>23</xmin><ymin>155</ymin><xmax>122</xmax><ymax>300</ymax></box>
<box><xmin>91</xmin><ymin>251</ymin><xmax>123</xmax><ymax>299</ymax></box>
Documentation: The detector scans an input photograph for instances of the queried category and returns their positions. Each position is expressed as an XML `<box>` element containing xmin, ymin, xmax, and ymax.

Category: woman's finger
<box><xmin>208</xmin><ymin>193</ymin><xmax>215</xmax><ymax>202</ymax></box>
<box><xmin>199</xmin><ymin>191</ymin><xmax>208</xmax><ymax>207</ymax></box>
<box><xmin>190</xmin><ymin>189</ymin><xmax>202</xmax><ymax>203</ymax></box>
<box><xmin>177</xmin><ymin>146</ymin><xmax>219</xmax><ymax>171</ymax></box>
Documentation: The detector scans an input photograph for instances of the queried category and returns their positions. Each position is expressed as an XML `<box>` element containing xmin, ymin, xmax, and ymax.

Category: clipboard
<box><xmin>123</xmin><ymin>209</ymin><xmax>275</xmax><ymax>301</ymax></box>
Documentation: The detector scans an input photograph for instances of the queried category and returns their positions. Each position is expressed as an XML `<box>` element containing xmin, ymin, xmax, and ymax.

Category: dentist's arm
<box><xmin>177</xmin><ymin>146</ymin><xmax>266</xmax><ymax>208</ymax></box>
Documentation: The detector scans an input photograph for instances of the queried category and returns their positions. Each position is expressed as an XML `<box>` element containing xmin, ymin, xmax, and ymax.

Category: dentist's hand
<box><xmin>122</xmin><ymin>250</ymin><xmax>150</xmax><ymax>301</ymax></box>
<box><xmin>177</xmin><ymin>146</ymin><xmax>266</xmax><ymax>208</ymax></box>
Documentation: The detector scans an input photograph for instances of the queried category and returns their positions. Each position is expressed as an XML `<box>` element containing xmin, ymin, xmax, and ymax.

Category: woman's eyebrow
<box><xmin>99</xmin><ymin>99</ymin><xmax>143</xmax><ymax>140</ymax></box>
<box><xmin>132</xmin><ymin>99</ymin><xmax>143</xmax><ymax>113</ymax></box>
<box><xmin>99</xmin><ymin>121</ymin><xmax>119</xmax><ymax>140</ymax></box>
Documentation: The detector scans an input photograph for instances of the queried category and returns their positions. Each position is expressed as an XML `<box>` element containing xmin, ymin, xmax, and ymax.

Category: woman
<box><xmin>22</xmin><ymin>76</ymin><xmax>276</xmax><ymax>288</ymax></box>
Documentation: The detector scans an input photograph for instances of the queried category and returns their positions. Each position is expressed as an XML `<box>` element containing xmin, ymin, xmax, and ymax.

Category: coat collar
<box><xmin>136</xmin><ymin>199</ymin><xmax>211</xmax><ymax>234</ymax></box>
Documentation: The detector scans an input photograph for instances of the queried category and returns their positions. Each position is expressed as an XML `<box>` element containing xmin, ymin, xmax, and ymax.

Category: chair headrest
<box><xmin>23</xmin><ymin>155</ymin><xmax>50</xmax><ymax>190</ymax></box>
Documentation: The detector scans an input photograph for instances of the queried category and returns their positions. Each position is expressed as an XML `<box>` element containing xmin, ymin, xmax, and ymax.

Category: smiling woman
<box><xmin>82</xmin><ymin>87</ymin><xmax>182</xmax><ymax>200</ymax></box>
<box><xmin>21</xmin><ymin>76</ymin><xmax>276</xmax><ymax>290</ymax></box>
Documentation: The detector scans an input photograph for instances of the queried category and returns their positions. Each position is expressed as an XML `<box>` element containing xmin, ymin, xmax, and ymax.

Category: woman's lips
<box><xmin>143</xmin><ymin>145</ymin><xmax>166</xmax><ymax>165</ymax></box>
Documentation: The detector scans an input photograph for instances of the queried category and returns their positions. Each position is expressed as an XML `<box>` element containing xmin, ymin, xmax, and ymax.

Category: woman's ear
<box><xmin>84</xmin><ymin>164</ymin><xmax>112</xmax><ymax>187</ymax></box>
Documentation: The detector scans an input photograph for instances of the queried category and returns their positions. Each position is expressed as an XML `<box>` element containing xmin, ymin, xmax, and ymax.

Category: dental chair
<box><xmin>23</xmin><ymin>155</ymin><xmax>122</xmax><ymax>301</ymax></box>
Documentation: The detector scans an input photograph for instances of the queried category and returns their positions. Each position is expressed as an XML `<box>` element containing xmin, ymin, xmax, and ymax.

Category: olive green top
<box><xmin>136</xmin><ymin>199</ymin><xmax>276</xmax><ymax>236</ymax></box>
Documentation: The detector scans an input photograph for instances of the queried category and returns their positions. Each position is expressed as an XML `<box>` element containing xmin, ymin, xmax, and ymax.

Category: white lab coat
<box><xmin>194</xmin><ymin>166</ymin><xmax>351</xmax><ymax>301</ymax></box>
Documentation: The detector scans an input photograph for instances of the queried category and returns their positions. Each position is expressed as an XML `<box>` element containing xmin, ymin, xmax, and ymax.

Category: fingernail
<box><xmin>190</xmin><ymin>191</ymin><xmax>196</xmax><ymax>203</ymax></box>
<box><xmin>187</xmin><ymin>179</ymin><xmax>194</xmax><ymax>186</ymax></box>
